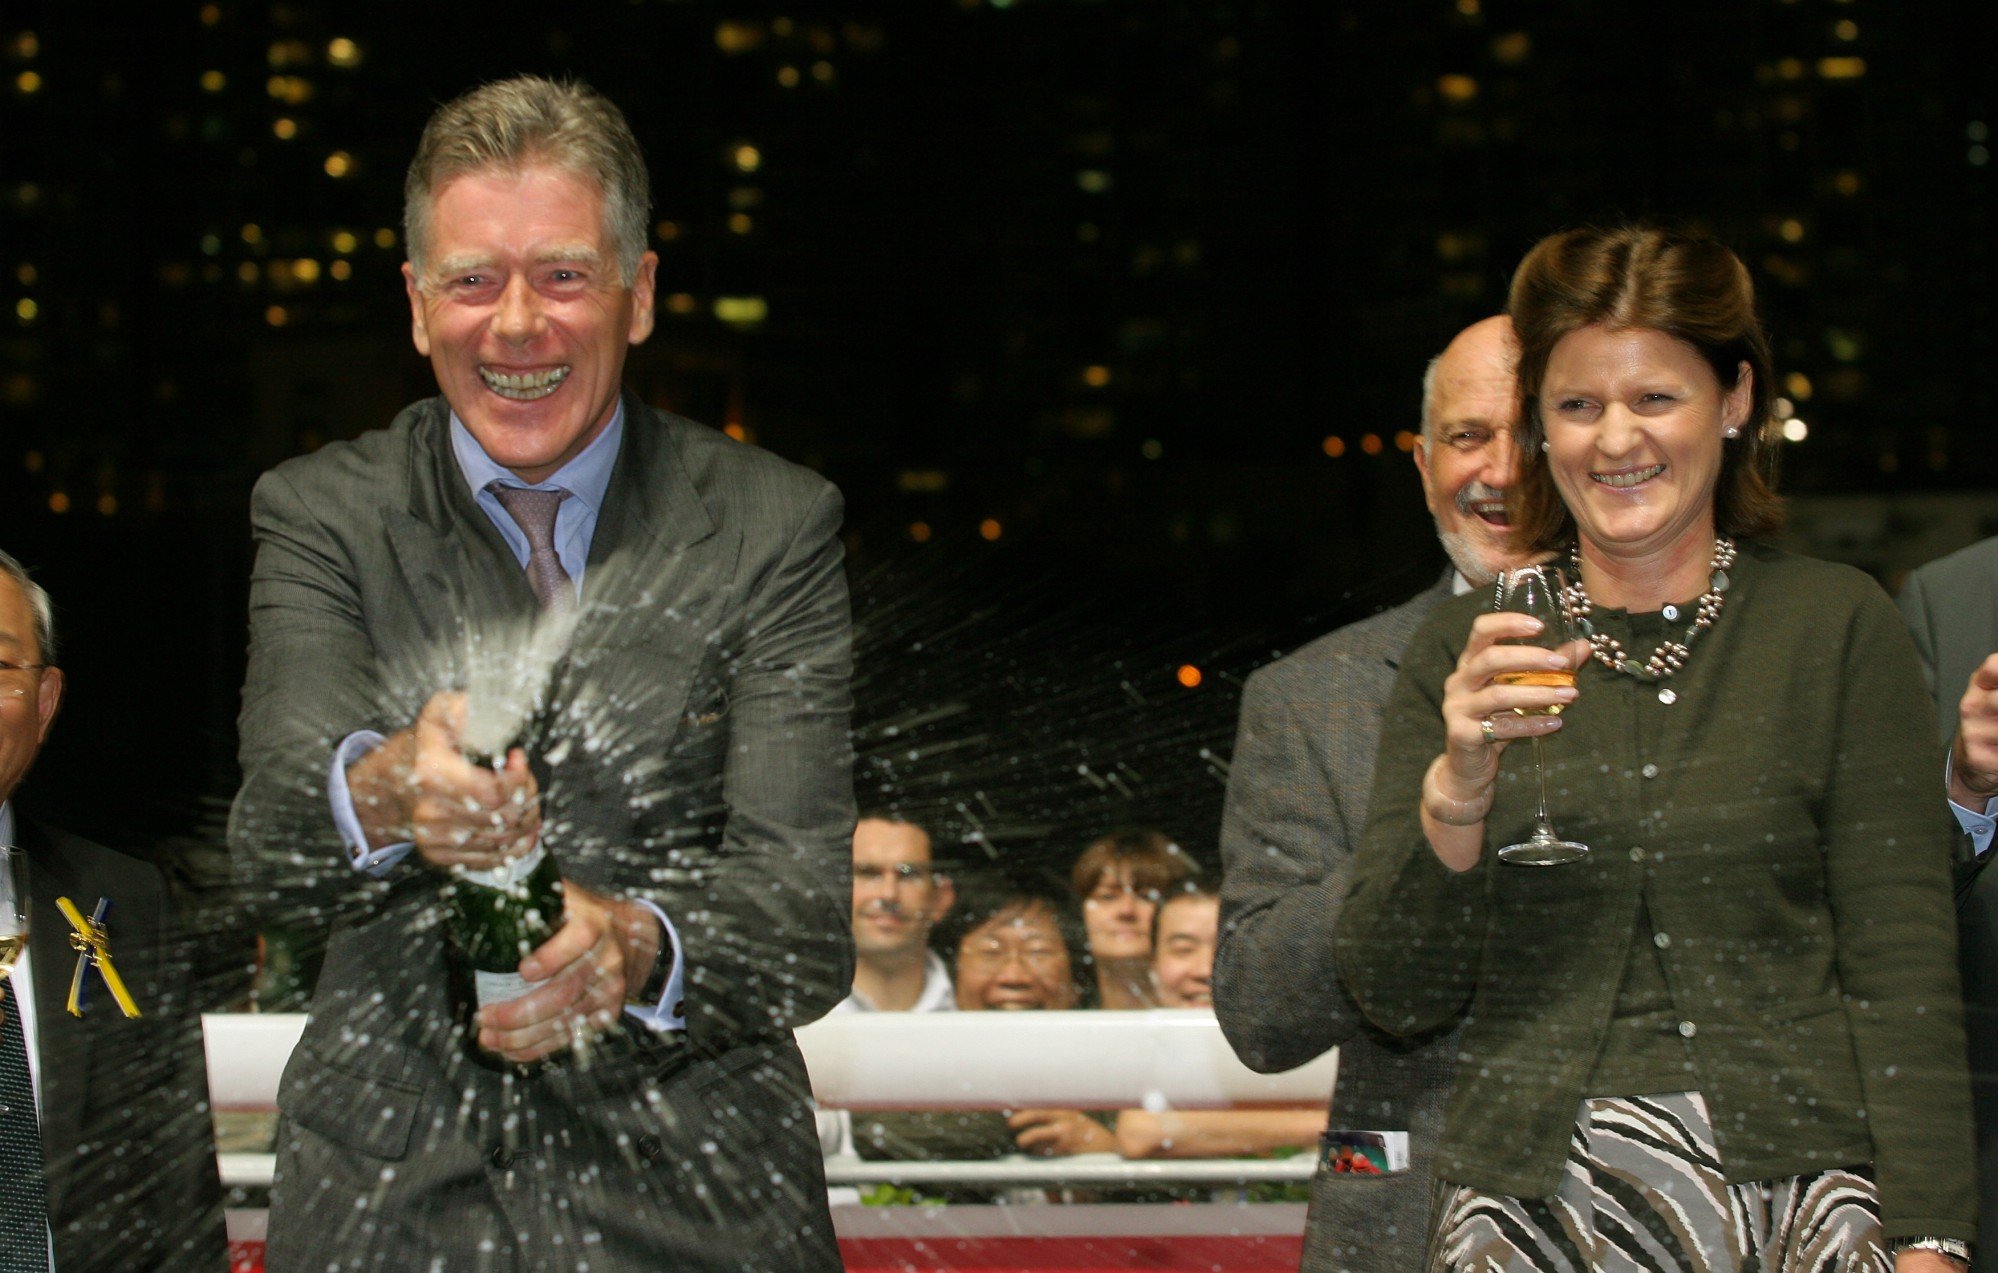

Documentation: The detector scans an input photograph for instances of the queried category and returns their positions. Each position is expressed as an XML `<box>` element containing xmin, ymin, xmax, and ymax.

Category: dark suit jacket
<box><xmin>1898</xmin><ymin>537</ymin><xmax>1998</xmax><ymax>1270</ymax></box>
<box><xmin>1213</xmin><ymin>572</ymin><xmax>1457</xmax><ymax>1273</ymax></box>
<box><xmin>230</xmin><ymin>394</ymin><xmax>855</xmax><ymax>1271</ymax></box>
<box><xmin>16</xmin><ymin>817</ymin><xmax>225</xmax><ymax>1272</ymax></box>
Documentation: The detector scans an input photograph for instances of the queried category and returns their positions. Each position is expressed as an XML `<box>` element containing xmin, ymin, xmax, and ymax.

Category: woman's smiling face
<box><xmin>1540</xmin><ymin>323</ymin><xmax>1751</xmax><ymax>568</ymax></box>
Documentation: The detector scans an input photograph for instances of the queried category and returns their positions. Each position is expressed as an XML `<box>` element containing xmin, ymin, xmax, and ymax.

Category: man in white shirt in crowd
<box><xmin>837</xmin><ymin>813</ymin><xmax>955</xmax><ymax>1014</ymax></box>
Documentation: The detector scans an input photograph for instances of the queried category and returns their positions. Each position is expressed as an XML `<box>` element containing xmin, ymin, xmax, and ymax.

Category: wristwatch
<box><xmin>1891</xmin><ymin>1236</ymin><xmax>1972</xmax><ymax>1267</ymax></box>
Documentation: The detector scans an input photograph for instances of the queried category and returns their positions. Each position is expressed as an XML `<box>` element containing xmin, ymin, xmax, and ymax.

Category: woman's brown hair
<box><xmin>1507</xmin><ymin>225</ymin><xmax>1784</xmax><ymax>553</ymax></box>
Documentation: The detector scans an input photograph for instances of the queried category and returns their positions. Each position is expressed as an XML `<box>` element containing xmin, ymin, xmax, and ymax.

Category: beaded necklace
<box><xmin>1561</xmin><ymin>537</ymin><xmax>1737</xmax><ymax>690</ymax></box>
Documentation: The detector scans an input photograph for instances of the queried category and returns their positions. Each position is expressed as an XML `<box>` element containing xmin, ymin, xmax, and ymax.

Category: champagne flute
<box><xmin>0</xmin><ymin>848</ymin><xmax>25</xmax><ymax>979</ymax></box>
<box><xmin>1492</xmin><ymin>565</ymin><xmax>1589</xmax><ymax>866</ymax></box>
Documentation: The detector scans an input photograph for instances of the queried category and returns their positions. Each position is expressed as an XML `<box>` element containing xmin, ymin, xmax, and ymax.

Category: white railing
<box><xmin>203</xmin><ymin>1011</ymin><xmax>1336</xmax><ymax>1190</ymax></box>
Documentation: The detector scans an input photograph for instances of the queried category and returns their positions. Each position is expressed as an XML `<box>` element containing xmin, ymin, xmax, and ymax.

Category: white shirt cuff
<box><xmin>1945</xmin><ymin>751</ymin><xmax>1997</xmax><ymax>858</ymax></box>
<box><xmin>621</xmin><ymin>899</ymin><xmax>686</xmax><ymax>1032</ymax></box>
<box><xmin>328</xmin><ymin>730</ymin><xmax>413</xmax><ymax>875</ymax></box>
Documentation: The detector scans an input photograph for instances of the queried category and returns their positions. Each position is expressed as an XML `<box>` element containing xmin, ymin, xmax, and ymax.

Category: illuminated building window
<box><xmin>1833</xmin><ymin>19</ymin><xmax>1858</xmax><ymax>40</ymax></box>
<box><xmin>11</xmin><ymin>32</ymin><xmax>40</xmax><ymax>58</ymax></box>
<box><xmin>1818</xmin><ymin>57</ymin><xmax>1865</xmax><ymax>79</ymax></box>
<box><xmin>978</xmin><ymin>518</ymin><xmax>1003</xmax><ymax>541</ymax></box>
<box><xmin>811</xmin><ymin>60</ymin><xmax>836</xmax><ymax>84</ymax></box>
<box><xmin>272</xmin><ymin>117</ymin><xmax>297</xmax><ymax>140</ymax></box>
<box><xmin>265</xmin><ymin>304</ymin><xmax>288</xmax><ymax>326</ymax></box>
<box><xmin>1491</xmin><ymin>32</ymin><xmax>1530</xmax><ymax>64</ymax></box>
<box><xmin>373</xmin><ymin>227</ymin><xmax>397</xmax><ymax>249</ymax></box>
<box><xmin>13</xmin><ymin>298</ymin><xmax>37</xmax><ymax>323</ymax></box>
<box><xmin>1082</xmin><ymin>364</ymin><xmax>1112</xmax><ymax>388</ymax></box>
<box><xmin>777</xmin><ymin>66</ymin><xmax>800</xmax><ymax>88</ymax></box>
<box><xmin>1140</xmin><ymin>439</ymin><xmax>1163</xmax><ymax>460</ymax></box>
<box><xmin>1360</xmin><ymin>433</ymin><xmax>1383</xmax><ymax>456</ymax></box>
<box><xmin>1321</xmin><ymin>435</ymin><xmax>1346</xmax><ymax>458</ymax></box>
<box><xmin>293</xmin><ymin>258</ymin><xmax>321</xmax><ymax>284</ymax></box>
<box><xmin>329</xmin><ymin>259</ymin><xmax>352</xmax><ymax>281</ymax></box>
<box><xmin>714</xmin><ymin>21</ymin><xmax>765</xmax><ymax>54</ymax></box>
<box><xmin>200</xmin><ymin>69</ymin><xmax>227</xmax><ymax>93</ymax></box>
<box><xmin>1786</xmin><ymin>372</ymin><xmax>1812</xmax><ymax>400</ymax></box>
<box><xmin>727</xmin><ymin>212</ymin><xmax>753</xmax><ymax>235</ymax></box>
<box><xmin>331</xmin><ymin>229</ymin><xmax>358</xmax><ymax>253</ymax></box>
<box><xmin>1782</xmin><ymin>419</ymin><xmax>1809</xmax><ymax>443</ymax></box>
<box><xmin>1777</xmin><ymin>218</ymin><xmax>1805</xmax><ymax>243</ymax></box>
<box><xmin>199</xmin><ymin>5</ymin><xmax>220</xmax><ymax>26</ymax></box>
<box><xmin>96</xmin><ymin>493</ymin><xmax>117</xmax><ymax>517</ymax></box>
<box><xmin>896</xmin><ymin>470</ymin><xmax>950</xmax><ymax>493</ymax></box>
<box><xmin>712</xmin><ymin>295</ymin><xmax>767</xmax><ymax>327</ymax></box>
<box><xmin>1076</xmin><ymin>169</ymin><xmax>1112</xmax><ymax>194</ymax></box>
<box><xmin>907</xmin><ymin>521</ymin><xmax>933</xmax><ymax>544</ymax></box>
<box><xmin>1833</xmin><ymin>170</ymin><xmax>1862</xmax><ymax>196</ymax></box>
<box><xmin>267</xmin><ymin>39</ymin><xmax>311</xmax><ymax>69</ymax></box>
<box><xmin>665</xmin><ymin>292</ymin><xmax>698</xmax><ymax>315</ymax></box>
<box><xmin>241</xmin><ymin>222</ymin><xmax>264</xmax><ymax>245</ymax></box>
<box><xmin>655</xmin><ymin>220</ymin><xmax>681</xmax><ymax>241</ymax></box>
<box><xmin>236</xmin><ymin>261</ymin><xmax>258</xmax><ymax>284</ymax></box>
<box><xmin>15</xmin><ymin>70</ymin><xmax>42</xmax><ymax>95</ymax></box>
<box><xmin>730</xmin><ymin>142</ymin><xmax>761</xmax><ymax>173</ymax></box>
<box><xmin>327</xmin><ymin>38</ymin><xmax>361</xmax><ymax>68</ymax></box>
<box><xmin>1437</xmin><ymin>74</ymin><xmax>1478</xmax><ymax>104</ymax></box>
<box><xmin>48</xmin><ymin>492</ymin><xmax>69</xmax><ymax>515</ymax></box>
<box><xmin>14</xmin><ymin>263</ymin><xmax>34</xmax><ymax>286</ymax></box>
<box><xmin>324</xmin><ymin>151</ymin><xmax>354</xmax><ymax>178</ymax></box>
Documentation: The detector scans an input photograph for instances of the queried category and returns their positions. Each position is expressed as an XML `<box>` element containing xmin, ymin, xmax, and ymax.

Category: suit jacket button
<box><xmin>489</xmin><ymin>1145</ymin><xmax>515</xmax><ymax>1170</ymax></box>
<box><xmin>636</xmin><ymin>1134</ymin><xmax>664</xmax><ymax>1162</ymax></box>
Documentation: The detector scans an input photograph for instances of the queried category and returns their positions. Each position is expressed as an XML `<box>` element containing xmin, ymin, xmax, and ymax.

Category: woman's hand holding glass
<box><xmin>1425</xmin><ymin>609</ymin><xmax>1587</xmax><ymax>871</ymax></box>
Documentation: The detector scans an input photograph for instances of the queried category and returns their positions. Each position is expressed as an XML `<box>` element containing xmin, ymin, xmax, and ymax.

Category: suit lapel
<box><xmin>383</xmin><ymin>406</ymin><xmax>544</xmax><ymax>654</ymax></box>
<box><xmin>18</xmin><ymin>821</ymin><xmax>92</xmax><ymax>1220</ymax></box>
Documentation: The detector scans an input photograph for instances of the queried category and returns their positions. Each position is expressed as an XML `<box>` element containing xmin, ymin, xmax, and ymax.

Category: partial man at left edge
<box><xmin>0</xmin><ymin>550</ymin><xmax>225</xmax><ymax>1272</ymax></box>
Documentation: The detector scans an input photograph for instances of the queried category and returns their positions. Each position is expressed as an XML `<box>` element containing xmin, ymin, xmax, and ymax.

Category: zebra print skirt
<box><xmin>1426</xmin><ymin>1093</ymin><xmax>1886</xmax><ymax>1273</ymax></box>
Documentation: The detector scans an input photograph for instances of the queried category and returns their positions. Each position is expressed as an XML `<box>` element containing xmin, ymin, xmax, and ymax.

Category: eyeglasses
<box><xmin>853</xmin><ymin>864</ymin><xmax>936</xmax><ymax>887</ymax></box>
<box><xmin>0</xmin><ymin>661</ymin><xmax>48</xmax><ymax>698</ymax></box>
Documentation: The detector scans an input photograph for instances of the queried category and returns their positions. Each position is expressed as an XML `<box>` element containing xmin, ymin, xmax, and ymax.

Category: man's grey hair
<box><xmin>0</xmin><ymin>550</ymin><xmax>56</xmax><ymax>664</ymax></box>
<box><xmin>404</xmin><ymin>76</ymin><xmax>652</xmax><ymax>286</ymax></box>
<box><xmin>1418</xmin><ymin>353</ymin><xmax>1445</xmax><ymax>443</ymax></box>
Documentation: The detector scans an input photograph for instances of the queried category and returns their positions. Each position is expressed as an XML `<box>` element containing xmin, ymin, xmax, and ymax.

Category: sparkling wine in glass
<box><xmin>1493</xmin><ymin>565</ymin><xmax>1589</xmax><ymax>866</ymax></box>
<box><xmin>0</xmin><ymin>848</ymin><xmax>25</xmax><ymax>978</ymax></box>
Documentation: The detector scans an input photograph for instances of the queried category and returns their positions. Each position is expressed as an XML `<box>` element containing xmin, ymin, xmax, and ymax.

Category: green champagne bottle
<box><xmin>445</xmin><ymin>842</ymin><xmax>565</xmax><ymax>1068</ymax></box>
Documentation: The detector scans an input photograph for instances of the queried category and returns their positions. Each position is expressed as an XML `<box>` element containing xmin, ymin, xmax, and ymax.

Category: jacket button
<box><xmin>636</xmin><ymin>1134</ymin><xmax>664</xmax><ymax>1162</ymax></box>
<box><xmin>1677</xmin><ymin>1020</ymin><xmax>1697</xmax><ymax>1039</ymax></box>
<box><xmin>1641</xmin><ymin>763</ymin><xmax>1659</xmax><ymax>779</ymax></box>
<box><xmin>1628</xmin><ymin>847</ymin><xmax>1645</xmax><ymax>864</ymax></box>
<box><xmin>1653</xmin><ymin>932</ymin><xmax>1671</xmax><ymax>949</ymax></box>
<box><xmin>489</xmin><ymin>1145</ymin><xmax>514</xmax><ymax>1170</ymax></box>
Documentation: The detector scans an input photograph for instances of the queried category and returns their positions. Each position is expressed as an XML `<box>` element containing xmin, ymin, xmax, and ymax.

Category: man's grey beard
<box><xmin>1437</xmin><ymin>524</ymin><xmax>1505</xmax><ymax>587</ymax></box>
<box><xmin>1437</xmin><ymin>480</ymin><xmax>1513</xmax><ymax>585</ymax></box>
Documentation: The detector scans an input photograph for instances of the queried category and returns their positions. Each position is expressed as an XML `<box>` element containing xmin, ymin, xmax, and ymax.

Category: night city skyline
<box><xmin>1</xmin><ymin>0</ymin><xmax>1994</xmax><ymax>865</ymax></box>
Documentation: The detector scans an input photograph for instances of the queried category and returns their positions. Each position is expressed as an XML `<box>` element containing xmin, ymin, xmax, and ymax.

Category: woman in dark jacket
<box><xmin>1336</xmin><ymin>225</ymin><xmax>1974</xmax><ymax>1271</ymax></box>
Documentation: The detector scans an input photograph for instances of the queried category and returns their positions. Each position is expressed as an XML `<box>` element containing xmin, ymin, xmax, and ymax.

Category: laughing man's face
<box><xmin>404</xmin><ymin>163</ymin><xmax>656</xmax><ymax>482</ymax></box>
<box><xmin>1416</xmin><ymin>324</ymin><xmax>1527</xmax><ymax>585</ymax></box>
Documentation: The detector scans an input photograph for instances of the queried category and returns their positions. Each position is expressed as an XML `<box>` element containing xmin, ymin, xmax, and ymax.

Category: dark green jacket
<box><xmin>1336</xmin><ymin>542</ymin><xmax>1975</xmax><ymax>1242</ymax></box>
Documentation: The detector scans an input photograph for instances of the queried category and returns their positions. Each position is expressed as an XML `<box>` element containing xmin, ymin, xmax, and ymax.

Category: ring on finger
<box><xmin>1479</xmin><ymin>716</ymin><xmax>1498</xmax><ymax>746</ymax></box>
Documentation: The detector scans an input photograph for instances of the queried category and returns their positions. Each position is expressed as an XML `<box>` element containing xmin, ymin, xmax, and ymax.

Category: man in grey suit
<box><xmin>1897</xmin><ymin>536</ymin><xmax>1998</xmax><ymax>1270</ymax></box>
<box><xmin>1214</xmin><ymin>316</ymin><xmax>1531</xmax><ymax>1271</ymax></box>
<box><xmin>230</xmin><ymin>78</ymin><xmax>853</xmax><ymax>1270</ymax></box>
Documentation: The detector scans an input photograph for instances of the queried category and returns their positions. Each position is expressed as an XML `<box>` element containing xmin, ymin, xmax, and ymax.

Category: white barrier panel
<box><xmin>823</xmin><ymin>1154</ymin><xmax>1315</xmax><ymax>1186</ymax></box>
<box><xmin>203</xmin><ymin>1010</ymin><xmax>1337</xmax><ymax>1112</ymax></box>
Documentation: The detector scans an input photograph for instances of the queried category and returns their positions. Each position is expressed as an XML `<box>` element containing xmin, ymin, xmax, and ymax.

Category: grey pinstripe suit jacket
<box><xmin>1215</xmin><ymin>571</ymin><xmax>1460</xmax><ymax>1273</ymax></box>
<box><xmin>231</xmin><ymin>393</ymin><xmax>855</xmax><ymax>1271</ymax></box>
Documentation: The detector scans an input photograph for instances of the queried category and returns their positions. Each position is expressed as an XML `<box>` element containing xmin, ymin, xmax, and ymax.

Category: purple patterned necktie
<box><xmin>488</xmin><ymin>484</ymin><xmax>575</xmax><ymax>615</ymax></box>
